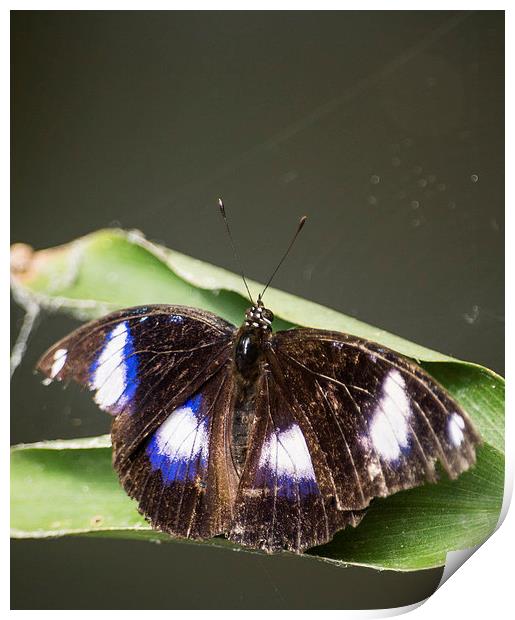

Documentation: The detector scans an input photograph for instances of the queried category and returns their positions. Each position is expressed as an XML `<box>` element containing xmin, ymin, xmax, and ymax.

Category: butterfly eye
<box><xmin>262</xmin><ymin>309</ymin><xmax>274</xmax><ymax>323</ymax></box>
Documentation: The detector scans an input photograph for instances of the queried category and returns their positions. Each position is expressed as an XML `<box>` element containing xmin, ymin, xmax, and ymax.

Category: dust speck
<box><xmin>281</xmin><ymin>170</ymin><xmax>298</xmax><ymax>184</ymax></box>
<box><xmin>463</xmin><ymin>305</ymin><xmax>480</xmax><ymax>325</ymax></box>
<box><xmin>303</xmin><ymin>264</ymin><xmax>315</xmax><ymax>281</ymax></box>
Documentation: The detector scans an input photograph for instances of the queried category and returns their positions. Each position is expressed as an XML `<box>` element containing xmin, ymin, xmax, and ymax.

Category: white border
<box><xmin>6</xmin><ymin>3</ymin><xmax>509</xmax><ymax>616</ymax></box>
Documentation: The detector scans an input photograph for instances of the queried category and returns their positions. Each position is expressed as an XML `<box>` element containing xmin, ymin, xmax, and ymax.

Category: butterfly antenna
<box><xmin>218</xmin><ymin>198</ymin><xmax>254</xmax><ymax>304</ymax></box>
<box><xmin>259</xmin><ymin>215</ymin><xmax>308</xmax><ymax>301</ymax></box>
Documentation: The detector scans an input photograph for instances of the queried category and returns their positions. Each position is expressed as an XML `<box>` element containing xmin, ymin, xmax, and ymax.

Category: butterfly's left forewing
<box><xmin>37</xmin><ymin>305</ymin><xmax>235</xmax><ymax>454</ymax></box>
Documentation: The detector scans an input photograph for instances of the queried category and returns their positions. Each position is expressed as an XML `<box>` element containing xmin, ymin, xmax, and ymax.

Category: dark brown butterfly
<box><xmin>36</xmin><ymin>204</ymin><xmax>481</xmax><ymax>553</ymax></box>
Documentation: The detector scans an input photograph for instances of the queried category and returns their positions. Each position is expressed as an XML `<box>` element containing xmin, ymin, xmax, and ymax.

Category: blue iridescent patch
<box><xmin>279</xmin><ymin>475</ymin><xmax>319</xmax><ymax>499</ymax></box>
<box><xmin>122</xmin><ymin>333</ymin><xmax>138</xmax><ymax>406</ymax></box>
<box><xmin>169</xmin><ymin>314</ymin><xmax>184</xmax><ymax>324</ymax></box>
<box><xmin>254</xmin><ymin>470</ymin><xmax>318</xmax><ymax>500</ymax></box>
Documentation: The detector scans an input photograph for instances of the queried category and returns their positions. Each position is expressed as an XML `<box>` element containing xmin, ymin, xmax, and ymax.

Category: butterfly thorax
<box><xmin>231</xmin><ymin>303</ymin><xmax>273</xmax><ymax>473</ymax></box>
<box><xmin>234</xmin><ymin>302</ymin><xmax>273</xmax><ymax>379</ymax></box>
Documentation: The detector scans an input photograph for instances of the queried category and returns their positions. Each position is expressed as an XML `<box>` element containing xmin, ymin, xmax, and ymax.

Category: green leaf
<box><xmin>309</xmin><ymin>443</ymin><xmax>503</xmax><ymax>570</ymax></box>
<box><xmin>10</xmin><ymin>229</ymin><xmax>504</xmax><ymax>570</ymax></box>
<box><xmin>10</xmin><ymin>438</ymin><xmax>503</xmax><ymax>571</ymax></box>
<box><xmin>9</xmin><ymin>228</ymin><xmax>474</xmax><ymax>358</ymax></box>
<box><xmin>10</xmin><ymin>438</ymin><xmax>233</xmax><ymax>549</ymax></box>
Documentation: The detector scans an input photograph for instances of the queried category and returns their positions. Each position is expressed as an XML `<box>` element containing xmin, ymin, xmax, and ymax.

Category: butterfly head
<box><xmin>244</xmin><ymin>297</ymin><xmax>274</xmax><ymax>331</ymax></box>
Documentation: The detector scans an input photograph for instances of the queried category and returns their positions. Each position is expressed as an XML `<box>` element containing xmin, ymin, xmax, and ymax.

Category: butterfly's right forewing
<box><xmin>270</xmin><ymin>329</ymin><xmax>481</xmax><ymax>512</ymax></box>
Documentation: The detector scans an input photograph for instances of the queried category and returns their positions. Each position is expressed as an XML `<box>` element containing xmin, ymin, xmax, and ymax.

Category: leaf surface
<box><xmin>10</xmin><ymin>229</ymin><xmax>505</xmax><ymax>569</ymax></box>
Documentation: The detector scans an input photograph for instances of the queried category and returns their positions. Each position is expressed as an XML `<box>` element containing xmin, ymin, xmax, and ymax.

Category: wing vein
<box><xmin>315</xmin><ymin>380</ymin><xmax>367</xmax><ymax>506</ymax></box>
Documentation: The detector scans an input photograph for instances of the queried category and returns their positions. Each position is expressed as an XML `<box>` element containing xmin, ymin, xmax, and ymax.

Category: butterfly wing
<box><xmin>229</xmin><ymin>327</ymin><xmax>480</xmax><ymax>553</ymax></box>
<box><xmin>113</xmin><ymin>367</ymin><xmax>239</xmax><ymax>539</ymax></box>
<box><xmin>269</xmin><ymin>328</ymin><xmax>481</xmax><ymax>512</ymax></box>
<box><xmin>228</xmin><ymin>368</ymin><xmax>365</xmax><ymax>553</ymax></box>
<box><xmin>37</xmin><ymin>305</ymin><xmax>235</xmax><ymax>454</ymax></box>
<box><xmin>37</xmin><ymin>304</ymin><xmax>239</xmax><ymax>539</ymax></box>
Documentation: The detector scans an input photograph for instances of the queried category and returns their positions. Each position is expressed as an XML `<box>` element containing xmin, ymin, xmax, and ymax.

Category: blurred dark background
<box><xmin>11</xmin><ymin>10</ymin><xmax>504</xmax><ymax>609</ymax></box>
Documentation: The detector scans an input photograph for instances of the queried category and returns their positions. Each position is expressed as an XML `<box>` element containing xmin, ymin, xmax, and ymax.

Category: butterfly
<box><xmin>36</xmin><ymin>203</ymin><xmax>481</xmax><ymax>553</ymax></box>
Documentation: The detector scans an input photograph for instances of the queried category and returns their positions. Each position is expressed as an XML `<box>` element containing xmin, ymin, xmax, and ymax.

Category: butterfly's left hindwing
<box><xmin>113</xmin><ymin>368</ymin><xmax>238</xmax><ymax>540</ymax></box>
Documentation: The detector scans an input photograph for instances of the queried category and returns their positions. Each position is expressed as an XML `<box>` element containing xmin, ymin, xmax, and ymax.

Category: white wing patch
<box><xmin>50</xmin><ymin>348</ymin><xmax>67</xmax><ymax>379</ymax></box>
<box><xmin>92</xmin><ymin>322</ymin><xmax>130</xmax><ymax>409</ymax></box>
<box><xmin>259</xmin><ymin>423</ymin><xmax>316</xmax><ymax>482</ymax></box>
<box><xmin>448</xmin><ymin>412</ymin><xmax>465</xmax><ymax>447</ymax></box>
<box><xmin>370</xmin><ymin>369</ymin><xmax>411</xmax><ymax>461</ymax></box>
<box><xmin>153</xmin><ymin>403</ymin><xmax>209</xmax><ymax>463</ymax></box>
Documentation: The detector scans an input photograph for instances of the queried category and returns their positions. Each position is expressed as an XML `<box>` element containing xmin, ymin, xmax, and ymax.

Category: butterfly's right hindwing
<box><xmin>228</xmin><ymin>369</ymin><xmax>365</xmax><ymax>553</ymax></box>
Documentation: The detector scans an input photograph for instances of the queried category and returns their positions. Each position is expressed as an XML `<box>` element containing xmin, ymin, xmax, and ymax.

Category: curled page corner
<box><xmin>439</xmin><ymin>545</ymin><xmax>481</xmax><ymax>587</ymax></box>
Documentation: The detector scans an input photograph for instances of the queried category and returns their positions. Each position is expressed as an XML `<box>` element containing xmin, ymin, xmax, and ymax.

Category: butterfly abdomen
<box><xmin>231</xmin><ymin>324</ymin><xmax>271</xmax><ymax>473</ymax></box>
<box><xmin>230</xmin><ymin>380</ymin><xmax>259</xmax><ymax>474</ymax></box>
